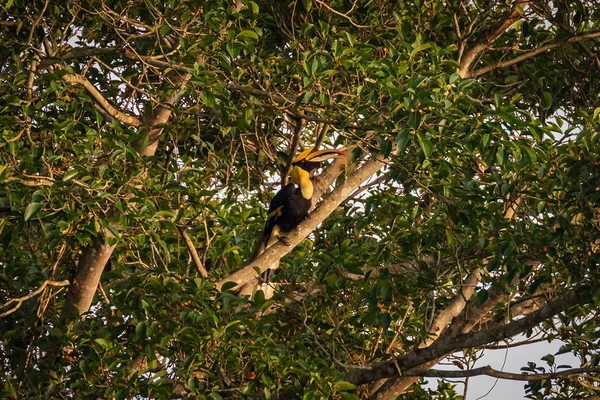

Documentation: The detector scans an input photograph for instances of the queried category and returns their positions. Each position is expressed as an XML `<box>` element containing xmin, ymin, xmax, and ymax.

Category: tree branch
<box><xmin>139</xmin><ymin>72</ymin><xmax>191</xmax><ymax>157</ymax></box>
<box><xmin>281</xmin><ymin>116</ymin><xmax>303</xmax><ymax>187</ymax></box>
<box><xmin>1</xmin><ymin>280</ymin><xmax>70</xmax><ymax>318</ymax></box>
<box><xmin>62</xmin><ymin>73</ymin><xmax>141</xmax><ymax>127</ymax></box>
<box><xmin>402</xmin><ymin>365</ymin><xmax>600</xmax><ymax>381</ymax></box>
<box><xmin>466</xmin><ymin>30</ymin><xmax>600</xmax><ymax>78</ymax></box>
<box><xmin>347</xmin><ymin>284</ymin><xmax>594</xmax><ymax>385</ymax></box>
<box><xmin>458</xmin><ymin>0</ymin><xmax>530</xmax><ymax>77</ymax></box>
<box><xmin>178</xmin><ymin>226</ymin><xmax>208</xmax><ymax>278</ymax></box>
<box><xmin>216</xmin><ymin>157</ymin><xmax>384</xmax><ymax>291</ymax></box>
<box><xmin>38</xmin><ymin>46</ymin><xmax>123</xmax><ymax>69</ymax></box>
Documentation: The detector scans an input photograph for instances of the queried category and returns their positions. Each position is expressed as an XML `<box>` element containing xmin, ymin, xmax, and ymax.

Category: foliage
<box><xmin>1</xmin><ymin>0</ymin><xmax>600</xmax><ymax>399</ymax></box>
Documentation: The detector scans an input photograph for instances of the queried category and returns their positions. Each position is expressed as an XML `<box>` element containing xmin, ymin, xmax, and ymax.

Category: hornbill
<box><xmin>250</xmin><ymin>146</ymin><xmax>346</xmax><ymax>292</ymax></box>
<box><xmin>257</xmin><ymin>146</ymin><xmax>346</xmax><ymax>255</ymax></box>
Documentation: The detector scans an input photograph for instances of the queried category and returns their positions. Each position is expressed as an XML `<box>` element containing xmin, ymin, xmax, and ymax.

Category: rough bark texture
<box><xmin>62</xmin><ymin>234</ymin><xmax>115</xmax><ymax>316</ymax></box>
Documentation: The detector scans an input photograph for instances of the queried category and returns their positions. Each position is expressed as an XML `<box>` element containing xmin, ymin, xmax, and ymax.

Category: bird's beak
<box><xmin>293</xmin><ymin>146</ymin><xmax>346</xmax><ymax>163</ymax></box>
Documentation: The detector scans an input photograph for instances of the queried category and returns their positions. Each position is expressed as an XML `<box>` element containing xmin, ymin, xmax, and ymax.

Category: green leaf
<box><xmin>249</xmin><ymin>1</ymin><xmax>259</xmax><ymax>14</ymax></box>
<box><xmin>301</xmin><ymin>0</ymin><xmax>312</xmax><ymax>11</ymax></box>
<box><xmin>396</xmin><ymin>129</ymin><xmax>410</xmax><ymax>154</ymax></box>
<box><xmin>542</xmin><ymin>92</ymin><xmax>553</xmax><ymax>109</ymax></box>
<box><xmin>24</xmin><ymin>202</ymin><xmax>42</xmax><ymax>221</ymax></box>
<box><xmin>334</xmin><ymin>381</ymin><xmax>357</xmax><ymax>391</ymax></box>
<box><xmin>94</xmin><ymin>338</ymin><xmax>114</xmax><ymax>349</ymax></box>
<box><xmin>226</xmin><ymin>42</ymin><xmax>240</xmax><ymax>58</ymax></box>
<box><xmin>62</xmin><ymin>169</ymin><xmax>79</xmax><ymax>182</ymax></box>
<box><xmin>155</xmin><ymin>210</ymin><xmax>175</xmax><ymax>218</ymax></box>
<box><xmin>486</xmin><ymin>258</ymin><xmax>500</xmax><ymax>272</ymax></box>
<box><xmin>417</xmin><ymin>133</ymin><xmax>433</xmax><ymax>158</ymax></box>
<box><xmin>115</xmin><ymin>389</ymin><xmax>129</xmax><ymax>400</ymax></box>
<box><xmin>260</xmin><ymin>300</ymin><xmax>276</xmax><ymax>312</ymax></box>
<box><xmin>201</xmin><ymin>91</ymin><xmax>215</xmax><ymax>106</ymax></box>
<box><xmin>237</xmin><ymin>30</ymin><xmax>258</xmax><ymax>40</ymax></box>
<box><xmin>409</xmin><ymin>111</ymin><xmax>421</xmax><ymax>129</ymax></box>
<box><xmin>409</xmin><ymin>43</ymin><xmax>432</xmax><ymax>59</ymax></box>
<box><xmin>495</xmin><ymin>93</ymin><xmax>502</xmax><ymax>108</ymax></box>
<box><xmin>457</xmin><ymin>79</ymin><xmax>475</xmax><ymax>91</ymax></box>
<box><xmin>593</xmin><ymin>107</ymin><xmax>600</xmax><ymax>120</ymax></box>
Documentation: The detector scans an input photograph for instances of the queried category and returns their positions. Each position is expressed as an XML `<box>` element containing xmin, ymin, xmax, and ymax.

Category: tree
<box><xmin>1</xmin><ymin>0</ymin><xmax>600</xmax><ymax>398</ymax></box>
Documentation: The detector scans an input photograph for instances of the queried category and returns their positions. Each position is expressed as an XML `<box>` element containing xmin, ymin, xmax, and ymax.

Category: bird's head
<box><xmin>292</xmin><ymin>146</ymin><xmax>346</xmax><ymax>172</ymax></box>
<box><xmin>290</xmin><ymin>146</ymin><xmax>346</xmax><ymax>185</ymax></box>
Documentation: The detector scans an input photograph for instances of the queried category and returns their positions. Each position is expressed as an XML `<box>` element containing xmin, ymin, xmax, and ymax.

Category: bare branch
<box><xmin>4</xmin><ymin>175</ymin><xmax>54</xmax><ymax>187</ymax></box>
<box><xmin>178</xmin><ymin>226</ymin><xmax>208</xmax><ymax>278</ymax></box>
<box><xmin>1</xmin><ymin>280</ymin><xmax>70</xmax><ymax>318</ymax></box>
<box><xmin>403</xmin><ymin>365</ymin><xmax>600</xmax><ymax>381</ymax></box>
<box><xmin>466</xmin><ymin>30</ymin><xmax>600</xmax><ymax>78</ymax></box>
<box><xmin>281</xmin><ymin>116</ymin><xmax>303</xmax><ymax>187</ymax></box>
<box><xmin>314</xmin><ymin>0</ymin><xmax>372</xmax><ymax>29</ymax></box>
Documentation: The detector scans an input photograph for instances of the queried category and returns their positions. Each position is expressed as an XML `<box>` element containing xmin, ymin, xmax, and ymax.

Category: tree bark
<box><xmin>62</xmin><ymin>234</ymin><xmax>115</xmax><ymax>316</ymax></box>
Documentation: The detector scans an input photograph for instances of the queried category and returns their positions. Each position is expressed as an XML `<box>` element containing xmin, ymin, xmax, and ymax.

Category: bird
<box><xmin>245</xmin><ymin>145</ymin><xmax>346</xmax><ymax>297</ymax></box>
<box><xmin>257</xmin><ymin>145</ymin><xmax>346</xmax><ymax>256</ymax></box>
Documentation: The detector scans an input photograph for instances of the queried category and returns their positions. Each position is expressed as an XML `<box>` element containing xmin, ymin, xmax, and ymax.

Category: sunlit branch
<box><xmin>178</xmin><ymin>225</ymin><xmax>209</xmax><ymax>278</ymax></box>
<box><xmin>216</xmin><ymin>157</ymin><xmax>383</xmax><ymax>292</ymax></box>
<box><xmin>62</xmin><ymin>73</ymin><xmax>141</xmax><ymax>127</ymax></box>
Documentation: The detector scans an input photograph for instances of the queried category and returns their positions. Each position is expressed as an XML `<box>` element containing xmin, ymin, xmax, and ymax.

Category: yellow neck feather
<box><xmin>291</xmin><ymin>166</ymin><xmax>313</xmax><ymax>199</ymax></box>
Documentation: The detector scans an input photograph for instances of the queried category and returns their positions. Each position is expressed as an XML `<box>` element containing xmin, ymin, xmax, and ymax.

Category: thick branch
<box><xmin>466</xmin><ymin>30</ymin><xmax>600</xmax><ymax>78</ymax></box>
<box><xmin>62</xmin><ymin>73</ymin><xmax>141</xmax><ymax>127</ymax></box>
<box><xmin>458</xmin><ymin>0</ymin><xmax>529</xmax><ymax>77</ymax></box>
<box><xmin>347</xmin><ymin>284</ymin><xmax>593</xmax><ymax>385</ymax></box>
<box><xmin>370</xmin><ymin>269</ymin><xmax>483</xmax><ymax>398</ymax></box>
<box><xmin>423</xmin><ymin>269</ymin><xmax>484</xmax><ymax>346</ymax></box>
<box><xmin>62</xmin><ymin>235</ymin><xmax>115</xmax><ymax>317</ymax></box>
<box><xmin>216</xmin><ymin>158</ymin><xmax>384</xmax><ymax>291</ymax></box>
<box><xmin>63</xmin><ymin>73</ymin><xmax>190</xmax><ymax>316</ymax></box>
<box><xmin>139</xmin><ymin>73</ymin><xmax>191</xmax><ymax>157</ymax></box>
<box><xmin>38</xmin><ymin>46</ymin><xmax>122</xmax><ymax>69</ymax></box>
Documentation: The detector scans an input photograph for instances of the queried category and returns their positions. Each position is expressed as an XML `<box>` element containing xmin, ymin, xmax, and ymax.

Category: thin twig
<box><xmin>281</xmin><ymin>116</ymin><xmax>303</xmax><ymax>187</ymax></box>
<box><xmin>177</xmin><ymin>226</ymin><xmax>208</xmax><ymax>278</ymax></box>
<box><xmin>467</xmin><ymin>30</ymin><xmax>600</xmax><ymax>78</ymax></box>
<box><xmin>1</xmin><ymin>280</ymin><xmax>70</xmax><ymax>318</ymax></box>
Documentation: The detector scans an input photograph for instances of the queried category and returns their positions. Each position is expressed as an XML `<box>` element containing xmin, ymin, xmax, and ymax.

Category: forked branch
<box><xmin>1</xmin><ymin>280</ymin><xmax>70</xmax><ymax>318</ymax></box>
